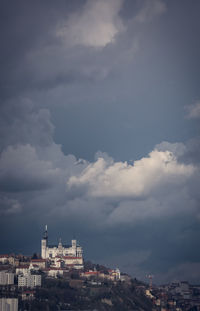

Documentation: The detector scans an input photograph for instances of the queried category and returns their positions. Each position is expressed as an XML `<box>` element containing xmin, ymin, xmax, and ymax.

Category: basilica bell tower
<box><xmin>41</xmin><ymin>225</ymin><xmax>48</xmax><ymax>259</ymax></box>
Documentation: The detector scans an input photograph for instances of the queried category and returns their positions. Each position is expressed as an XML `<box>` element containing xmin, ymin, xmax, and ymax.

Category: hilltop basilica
<box><xmin>41</xmin><ymin>226</ymin><xmax>83</xmax><ymax>267</ymax></box>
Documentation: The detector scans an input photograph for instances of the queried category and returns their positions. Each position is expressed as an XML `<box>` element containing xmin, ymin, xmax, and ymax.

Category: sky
<box><xmin>0</xmin><ymin>0</ymin><xmax>200</xmax><ymax>284</ymax></box>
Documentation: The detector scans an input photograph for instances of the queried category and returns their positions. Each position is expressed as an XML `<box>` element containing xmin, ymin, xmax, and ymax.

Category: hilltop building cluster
<box><xmin>3</xmin><ymin>226</ymin><xmax>200</xmax><ymax>310</ymax></box>
<box><xmin>41</xmin><ymin>225</ymin><xmax>84</xmax><ymax>271</ymax></box>
<box><xmin>0</xmin><ymin>226</ymin><xmax>122</xmax><ymax>310</ymax></box>
<box><xmin>41</xmin><ymin>225</ymin><xmax>83</xmax><ymax>261</ymax></box>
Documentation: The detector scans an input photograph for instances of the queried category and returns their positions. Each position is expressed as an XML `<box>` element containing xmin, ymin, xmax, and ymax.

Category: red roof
<box><xmin>22</xmin><ymin>291</ymin><xmax>35</xmax><ymax>294</ymax></box>
<box><xmin>49</xmin><ymin>267</ymin><xmax>63</xmax><ymax>271</ymax></box>
<box><xmin>0</xmin><ymin>255</ymin><xmax>9</xmax><ymax>258</ymax></box>
<box><xmin>63</xmin><ymin>256</ymin><xmax>82</xmax><ymax>259</ymax></box>
<box><xmin>84</xmin><ymin>271</ymin><xmax>99</xmax><ymax>275</ymax></box>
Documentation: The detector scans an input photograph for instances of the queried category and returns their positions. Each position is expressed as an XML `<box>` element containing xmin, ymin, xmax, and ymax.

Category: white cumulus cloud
<box><xmin>57</xmin><ymin>0</ymin><xmax>125</xmax><ymax>48</ymax></box>
<box><xmin>68</xmin><ymin>148</ymin><xmax>194</xmax><ymax>198</ymax></box>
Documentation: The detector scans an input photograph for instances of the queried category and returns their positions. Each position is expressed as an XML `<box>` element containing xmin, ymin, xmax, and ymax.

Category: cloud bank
<box><xmin>0</xmin><ymin>98</ymin><xmax>199</xmax><ymax>283</ymax></box>
<box><xmin>68</xmin><ymin>149</ymin><xmax>194</xmax><ymax>198</ymax></box>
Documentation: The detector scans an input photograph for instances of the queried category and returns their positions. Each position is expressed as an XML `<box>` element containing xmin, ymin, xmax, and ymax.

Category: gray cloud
<box><xmin>57</xmin><ymin>0</ymin><xmax>125</xmax><ymax>48</ymax></box>
<box><xmin>0</xmin><ymin>195</ymin><xmax>22</xmax><ymax>216</ymax></box>
<box><xmin>0</xmin><ymin>0</ymin><xmax>168</xmax><ymax>100</ymax></box>
<box><xmin>0</xmin><ymin>98</ymin><xmax>54</xmax><ymax>150</ymax></box>
<box><xmin>0</xmin><ymin>144</ymin><xmax>61</xmax><ymax>192</ymax></box>
<box><xmin>185</xmin><ymin>101</ymin><xmax>200</xmax><ymax>119</ymax></box>
<box><xmin>134</xmin><ymin>0</ymin><xmax>166</xmax><ymax>23</ymax></box>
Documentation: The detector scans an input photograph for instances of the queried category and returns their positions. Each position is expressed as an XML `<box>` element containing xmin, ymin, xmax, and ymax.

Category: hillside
<box><xmin>21</xmin><ymin>276</ymin><xmax>153</xmax><ymax>310</ymax></box>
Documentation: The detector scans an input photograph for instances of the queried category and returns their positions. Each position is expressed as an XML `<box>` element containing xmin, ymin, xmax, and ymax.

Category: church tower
<box><xmin>41</xmin><ymin>225</ymin><xmax>48</xmax><ymax>259</ymax></box>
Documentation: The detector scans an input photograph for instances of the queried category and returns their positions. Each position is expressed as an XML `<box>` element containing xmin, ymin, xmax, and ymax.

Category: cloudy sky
<box><xmin>1</xmin><ymin>0</ymin><xmax>200</xmax><ymax>284</ymax></box>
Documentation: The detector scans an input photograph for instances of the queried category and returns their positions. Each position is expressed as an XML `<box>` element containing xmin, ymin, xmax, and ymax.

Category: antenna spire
<box><xmin>43</xmin><ymin>225</ymin><xmax>48</xmax><ymax>240</ymax></box>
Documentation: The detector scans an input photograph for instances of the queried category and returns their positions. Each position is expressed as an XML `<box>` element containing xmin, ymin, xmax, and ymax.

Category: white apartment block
<box><xmin>0</xmin><ymin>298</ymin><xmax>18</xmax><ymax>311</ymax></box>
<box><xmin>15</xmin><ymin>266</ymin><xmax>29</xmax><ymax>275</ymax></box>
<box><xmin>18</xmin><ymin>273</ymin><xmax>41</xmax><ymax>288</ymax></box>
<box><xmin>0</xmin><ymin>271</ymin><xmax>14</xmax><ymax>285</ymax></box>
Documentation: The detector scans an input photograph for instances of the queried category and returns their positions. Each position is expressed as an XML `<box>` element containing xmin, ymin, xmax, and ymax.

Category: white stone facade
<box><xmin>62</xmin><ymin>256</ymin><xmax>83</xmax><ymax>265</ymax></box>
<box><xmin>41</xmin><ymin>226</ymin><xmax>83</xmax><ymax>266</ymax></box>
<box><xmin>46</xmin><ymin>268</ymin><xmax>64</xmax><ymax>278</ymax></box>
<box><xmin>41</xmin><ymin>239</ymin><xmax>83</xmax><ymax>259</ymax></box>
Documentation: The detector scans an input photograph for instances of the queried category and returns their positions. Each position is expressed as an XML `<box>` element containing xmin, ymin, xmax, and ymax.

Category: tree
<box><xmin>32</xmin><ymin>253</ymin><xmax>38</xmax><ymax>259</ymax></box>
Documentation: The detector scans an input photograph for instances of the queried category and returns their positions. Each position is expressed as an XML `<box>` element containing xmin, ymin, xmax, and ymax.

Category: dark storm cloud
<box><xmin>0</xmin><ymin>0</ymin><xmax>168</xmax><ymax>100</ymax></box>
<box><xmin>0</xmin><ymin>195</ymin><xmax>21</xmax><ymax>216</ymax></box>
<box><xmin>0</xmin><ymin>99</ymin><xmax>54</xmax><ymax>150</ymax></box>
<box><xmin>0</xmin><ymin>144</ymin><xmax>60</xmax><ymax>192</ymax></box>
<box><xmin>0</xmin><ymin>0</ymin><xmax>200</xmax><ymax>284</ymax></box>
<box><xmin>0</xmin><ymin>0</ymin><xmax>88</xmax><ymax>98</ymax></box>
